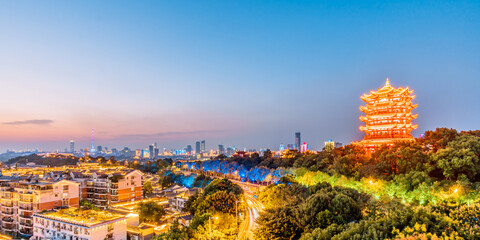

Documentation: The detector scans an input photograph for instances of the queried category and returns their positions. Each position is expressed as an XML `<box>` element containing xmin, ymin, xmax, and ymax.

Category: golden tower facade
<box><xmin>359</xmin><ymin>79</ymin><xmax>417</xmax><ymax>148</ymax></box>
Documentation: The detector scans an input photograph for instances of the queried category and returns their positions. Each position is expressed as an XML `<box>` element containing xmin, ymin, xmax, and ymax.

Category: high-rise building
<box><xmin>69</xmin><ymin>140</ymin><xmax>75</xmax><ymax>153</ymax></box>
<box><xmin>96</xmin><ymin>145</ymin><xmax>102</xmax><ymax>152</ymax></box>
<box><xmin>279</xmin><ymin>144</ymin><xmax>285</xmax><ymax>151</ymax></box>
<box><xmin>195</xmin><ymin>141</ymin><xmax>201</xmax><ymax>154</ymax></box>
<box><xmin>324</xmin><ymin>139</ymin><xmax>343</xmax><ymax>152</ymax></box>
<box><xmin>149</xmin><ymin>145</ymin><xmax>154</xmax><ymax>159</ymax></box>
<box><xmin>359</xmin><ymin>79</ymin><xmax>417</xmax><ymax>150</ymax></box>
<box><xmin>135</xmin><ymin>149</ymin><xmax>142</xmax><ymax>158</ymax></box>
<box><xmin>226</xmin><ymin>147</ymin><xmax>234</xmax><ymax>156</ymax></box>
<box><xmin>295</xmin><ymin>132</ymin><xmax>301</xmax><ymax>151</ymax></box>
<box><xmin>218</xmin><ymin>145</ymin><xmax>225</xmax><ymax>155</ymax></box>
<box><xmin>186</xmin><ymin>145</ymin><xmax>192</xmax><ymax>155</ymax></box>
<box><xmin>200</xmin><ymin>140</ymin><xmax>206</xmax><ymax>153</ymax></box>
<box><xmin>154</xmin><ymin>147</ymin><xmax>159</xmax><ymax>157</ymax></box>
<box><xmin>301</xmin><ymin>142</ymin><xmax>308</xmax><ymax>153</ymax></box>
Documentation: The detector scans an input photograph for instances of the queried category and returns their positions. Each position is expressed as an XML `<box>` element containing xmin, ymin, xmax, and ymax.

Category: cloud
<box><xmin>3</xmin><ymin>119</ymin><xmax>54</xmax><ymax>125</ymax></box>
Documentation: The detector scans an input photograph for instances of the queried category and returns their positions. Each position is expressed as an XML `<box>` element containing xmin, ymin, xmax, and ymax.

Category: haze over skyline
<box><xmin>1</xmin><ymin>1</ymin><xmax>479</xmax><ymax>152</ymax></box>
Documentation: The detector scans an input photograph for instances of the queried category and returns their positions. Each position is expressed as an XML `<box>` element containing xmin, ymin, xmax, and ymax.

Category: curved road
<box><xmin>233</xmin><ymin>180</ymin><xmax>264</xmax><ymax>240</ymax></box>
<box><xmin>178</xmin><ymin>170</ymin><xmax>265</xmax><ymax>239</ymax></box>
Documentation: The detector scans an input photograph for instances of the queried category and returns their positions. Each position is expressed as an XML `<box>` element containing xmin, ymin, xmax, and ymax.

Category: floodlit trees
<box><xmin>143</xmin><ymin>181</ymin><xmax>153</xmax><ymax>197</ymax></box>
<box><xmin>137</xmin><ymin>201</ymin><xmax>166</xmax><ymax>223</ymax></box>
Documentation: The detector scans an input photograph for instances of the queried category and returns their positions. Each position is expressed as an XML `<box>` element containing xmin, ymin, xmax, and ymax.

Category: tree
<box><xmin>155</xmin><ymin>220</ymin><xmax>188</xmax><ymax>240</ymax></box>
<box><xmin>263</xmin><ymin>149</ymin><xmax>273</xmax><ymax>159</ymax></box>
<box><xmin>193</xmin><ymin>213</ymin><xmax>237</xmax><ymax>240</ymax></box>
<box><xmin>143</xmin><ymin>181</ymin><xmax>153</xmax><ymax>197</ymax></box>
<box><xmin>254</xmin><ymin>206</ymin><xmax>302</xmax><ymax>240</ymax></box>
<box><xmin>137</xmin><ymin>201</ymin><xmax>166</xmax><ymax>223</ymax></box>
<box><xmin>79</xmin><ymin>200</ymin><xmax>98</xmax><ymax>210</ymax></box>
<box><xmin>419</xmin><ymin>128</ymin><xmax>458</xmax><ymax>152</ymax></box>
<box><xmin>258</xmin><ymin>183</ymin><xmax>306</xmax><ymax>209</ymax></box>
<box><xmin>192</xmin><ymin>173</ymin><xmax>212</xmax><ymax>188</ymax></box>
<box><xmin>431</xmin><ymin>134</ymin><xmax>480</xmax><ymax>181</ymax></box>
<box><xmin>203</xmin><ymin>179</ymin><xmax>243</xmax><ymax>197</ymax></box>
<box><xmin>158</xmin><ymin>175</ymin><xmax>174</xmax><ymax>190</ymax></box>
<box><xmin>206</xmin><ymin>191</ymin><xmax>238</xmax><ymax>214</ymax></box>
<box><xmin>373</xmin><ymin>141</ymin><xmax>429</xmax><ymax>178</ymax></box>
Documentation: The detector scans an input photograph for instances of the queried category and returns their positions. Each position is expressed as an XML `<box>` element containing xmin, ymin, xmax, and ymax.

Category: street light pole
<box><xmin>209</xmin><ymin>216</ymin><xmax>212</xmax><ymax>240</ymax></box>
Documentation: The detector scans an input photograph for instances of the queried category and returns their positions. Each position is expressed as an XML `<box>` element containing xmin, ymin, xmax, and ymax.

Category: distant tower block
<box><xmin>359</xmin><ymin>78</ymin><xmax>418</xmax><ymax>150</ymax></box>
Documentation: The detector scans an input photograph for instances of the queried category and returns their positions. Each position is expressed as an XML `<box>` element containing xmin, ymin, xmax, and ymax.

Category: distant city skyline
<box><xmin>1</xmin><ymin>1</ymin><xmax>479</xmax><ymax>152</ymax></box>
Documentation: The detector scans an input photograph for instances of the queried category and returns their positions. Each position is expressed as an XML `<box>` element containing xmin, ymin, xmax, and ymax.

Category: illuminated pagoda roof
<box><xmin>358</xmin><ymin>78</ymin><xmax>418</xmax><ymax>149</ymax></box>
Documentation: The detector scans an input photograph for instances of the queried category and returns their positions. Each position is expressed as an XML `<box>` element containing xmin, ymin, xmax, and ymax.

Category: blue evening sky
<box><xmin>0</xmin><ymin>1</ymin><xmax>479</xmax><ymax>151</ymax></box>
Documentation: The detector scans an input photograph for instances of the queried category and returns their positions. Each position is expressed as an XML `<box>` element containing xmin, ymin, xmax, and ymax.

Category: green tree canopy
<box><xmin>137</xmin><ymin>201</ymin><xmax>166</xmax><ymax>223</ymax></box>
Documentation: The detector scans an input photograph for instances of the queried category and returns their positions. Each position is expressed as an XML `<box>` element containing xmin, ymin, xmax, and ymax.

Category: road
<box><xmin>233</xmin><ymin>180</ymin><xmax>264</xmax><ymax>240</ymax></box>
<box><xmin>178</xmin><ymin>170</ymin><xmax>265</xmax><ymax>239</ymax></box>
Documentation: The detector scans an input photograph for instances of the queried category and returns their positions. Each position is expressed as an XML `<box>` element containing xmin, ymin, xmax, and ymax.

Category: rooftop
<box><xmin>35</xmin><ymin>208</ymin><xmax>125</xmax><ymax>227</ymax></box>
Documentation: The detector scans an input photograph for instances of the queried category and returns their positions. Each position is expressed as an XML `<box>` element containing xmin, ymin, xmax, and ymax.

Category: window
<box><xmin>63</xmin><ymin>185</ymin><xmax>69</xmax><ymax>190</ymax></box>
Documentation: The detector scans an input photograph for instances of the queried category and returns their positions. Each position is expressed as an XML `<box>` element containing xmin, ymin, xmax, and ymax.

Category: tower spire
<box><xmin>385</xmin><ymin>78</ymin><xmax>391</xmax><ymax>86</ymax></box>
<box><xmin>91</xmin><ymin>129</ymin><xmax>95</xmax><ymax>153</ymax></box>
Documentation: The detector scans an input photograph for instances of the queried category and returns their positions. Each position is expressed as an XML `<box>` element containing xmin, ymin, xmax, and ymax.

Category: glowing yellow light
<box><xmin>358</xmin><ymin>79</ymin><xmax>417</xmax><ymax>151</ymax></box>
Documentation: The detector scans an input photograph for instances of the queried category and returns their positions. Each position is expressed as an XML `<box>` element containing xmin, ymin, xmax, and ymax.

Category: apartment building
<box><xmin>69</xmin><ymin>170</ymin><xmax>143</xmax><ymax>209</ymax></box>
<box><xmin>0</xmin><ymin>178</ymin><xmax>79</xmax><ymax>237</ymax></box>
<box><xmin>32</xmin><ymin>208</ymin><xmax>127</xmax><ymax>240</ymax></box>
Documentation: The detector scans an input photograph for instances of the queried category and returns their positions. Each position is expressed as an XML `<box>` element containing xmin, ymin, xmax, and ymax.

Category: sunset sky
<box><xmin>0</xmin><ymin>1</ymin><xmax>479</xmax><ymax>152</ymax></box>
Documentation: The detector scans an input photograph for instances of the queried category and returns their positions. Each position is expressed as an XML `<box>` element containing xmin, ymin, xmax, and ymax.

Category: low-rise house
<box><xmin>168</xmin><ymin>197</ymin><xmax>188</xmax><ymax>213</ymax></box>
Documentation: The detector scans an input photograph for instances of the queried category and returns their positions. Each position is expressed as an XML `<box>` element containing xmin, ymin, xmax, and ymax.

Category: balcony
<box><xmin>2</xmin><ymin>217</ymin><xmax>13</xmax><ymax>222</ymax></box>
<box><xmin>19</xmin><ymin>221</ymin><xmax>33</xmax><ymax>227</ymax></box>
<box><xmin>19</xmin><ymin>205</ymin><xmax>33</xmax><ymax>210</ymax></box>
<box><xmin>1</xmin><ymin>211</ymin><xmax>14</xmax><ymax>216</ymax></box>
<box><xmin>19</xmin><ymin>198</ymin><xmax>33</xmax><ymax>203</ymax></box>
<box><xmin>1</xmin><ymin>204</ymin><xmax>13</xmax><ymax>208</ymax></box>
<box><xmin>19</xmin><ymin>213</ymin><xmax>33</xmax><ymax>219</ymax></box>
<box><xmin>1</xmin><ymin>195</ymin><xmax>13</xmax><ymax>200</ymax></box>
<box><xmin>19</xmin><ymin>227</ymin><xmax>33</xmax><ymax>235</ymax></box>
<box><xmin>94</xmin><ymin>189</ymin><xmax>108</xmax><ymax>194</ymax></box>
<box><xmin>94</xmin><ymin>183</ymin><xmax>108</xmax><ymax>189</ymax></box>
<box><xmin>1</xmin><ymin>223</ymin><xmax>14</xmax><ymax>231</ymax></box>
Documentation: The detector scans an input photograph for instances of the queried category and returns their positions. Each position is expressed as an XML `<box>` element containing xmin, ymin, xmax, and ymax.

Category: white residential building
<box><xmin>32</xmin><ymin>208</ymin><xmax>127</xmax><ymax>240</ymax></box>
